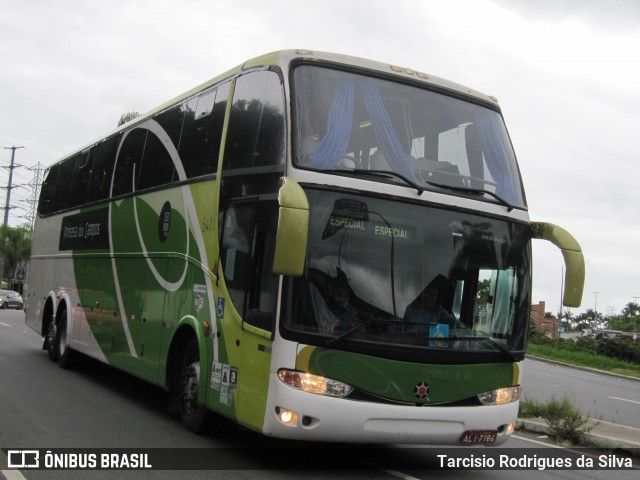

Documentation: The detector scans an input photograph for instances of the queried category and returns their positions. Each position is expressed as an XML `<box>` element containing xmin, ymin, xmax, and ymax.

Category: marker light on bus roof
<box><xmin>389</xmin><ymin>65</ymin><xmax>428</xmax><ymax>78</ymax></box>
<box><xmin>277</xmin><ymin>369</ymin><xmax>354</xmax><ymax>398</ymax></box>
<box><xmin>477</xmin><ymin>386</ymin><xmax>520</xmax><ymax>406</ymax></box>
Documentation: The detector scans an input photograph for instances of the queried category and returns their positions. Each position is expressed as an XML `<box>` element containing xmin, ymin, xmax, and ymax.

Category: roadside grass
<box><xmin>526</xmin><ymin>343</ymin><xmax>640</xmax><ymax>379</ymax></box>
<box><xmin>519</xmin><ymin>396</ymin><xmax>592</xmax><ymax>446</ymax></box>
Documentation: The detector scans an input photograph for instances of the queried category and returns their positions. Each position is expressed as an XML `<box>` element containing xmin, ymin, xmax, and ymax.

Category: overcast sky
<box><xmin>1</xmin><ymin>0</ymin><xmax>638</xmax><ymax>317</ymax></box>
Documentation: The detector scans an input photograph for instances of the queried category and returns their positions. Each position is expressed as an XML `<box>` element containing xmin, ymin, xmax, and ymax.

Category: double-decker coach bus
<box><xmin>25</xmin><ymin>49</ymin><xmax>584</xmax><ymax>445</ymax></box>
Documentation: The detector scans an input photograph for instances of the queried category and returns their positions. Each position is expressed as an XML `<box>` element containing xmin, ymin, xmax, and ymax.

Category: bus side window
<box><xmin>137</xmin><ymin>106</ymin><xmax>181</xmax><ymax>191</ymax></box>
<box><xmin>245</xmin><ymin>200</ymin><xmax>279</xmax><ymax>332</ymax></box>
<box><xmin>137</xmin><ymin>131</ymin><xmax>176</xmax><ymax>190</ymax></box>
<box><xmin>112</xmin><ymin>128</ymin><xmax>147</xmax><ymax>197</ymax></box>
<box><xmin>223</xmin><ymin>71</ymin><xmax>285</xmax><ymax>170</ymax></box>
<box><xmin>180</xmin><ymin>82</ymin><xmax>229</xmax><ymax>178</ymax></box>
<box><xmin>220</xmin><ymin>199</ymin><xmax>257</xmax><ymax>319</ymax></box>
<box><xmin>220</xmin><ymin>197</ymin><xmax>278</xmax><ymax>333</ymax></box>
<box><xmin>78</xmin><ymin>148</ymin><xmax>93</xmax><ymax>205</ymax></box>
<box><xmin>88</xmin><ymin>134</ymin><xmax>120</xmax><ymax>203</ymax></box>
<box><xmin>56</xmin><ymin>153</ymin><xmax>82</xmax><ymax>211</ymax></box>
<box><xmin>38</xmin><ymin>164</ymin><xmax>60</xmax><ymax>215</ymax></box>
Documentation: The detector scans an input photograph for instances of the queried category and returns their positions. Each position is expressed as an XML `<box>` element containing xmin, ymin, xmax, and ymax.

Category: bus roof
<box><xmin>50</xmin><ymin>49</ymin><xmax>500</xmax><ymax>166</ymax></box>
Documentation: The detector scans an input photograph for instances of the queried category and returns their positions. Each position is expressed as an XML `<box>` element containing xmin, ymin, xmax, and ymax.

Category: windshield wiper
<box><xmin>453</xmin><ymin>335</ymin><xmax>518</xmax><ymax>361</ymax></box>
<box><xmin>424</xmin><ymin>180</ymin><xmax>514</xmax><ymax>211</ymax></box>
<box><xmin>322</xmin><ymin>169</ymin><xmax>424</xmax><ymax>195</ymax></box>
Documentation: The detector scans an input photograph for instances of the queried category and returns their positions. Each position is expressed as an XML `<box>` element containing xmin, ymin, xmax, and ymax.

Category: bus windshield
<box><xmin>293</xmin><ymin>65</ymin><xmax>526</xmax><ymax>209</ymax></box>
<box><xmin>281</xmin><ymin>189</ymin><xmax>531</xmax><ymax>357</ymax></box>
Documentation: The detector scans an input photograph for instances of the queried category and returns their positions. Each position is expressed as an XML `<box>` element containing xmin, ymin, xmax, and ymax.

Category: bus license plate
<box><xmin>460</xmin><ymin>430</ymin><xmax>497</xmax><ymax>445</ymax></box>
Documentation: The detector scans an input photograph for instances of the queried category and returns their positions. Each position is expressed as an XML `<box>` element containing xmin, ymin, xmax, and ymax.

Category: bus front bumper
<box><xmin>262</xmin><ymin>372</ymin><xmax>518</xmax><ymax>445</ymax></box>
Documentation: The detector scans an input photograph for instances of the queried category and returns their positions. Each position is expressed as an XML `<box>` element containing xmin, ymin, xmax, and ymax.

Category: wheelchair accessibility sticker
<box><xmin>216</xmin><ymin>297</ymin><xmax>225</xmax><ymax>319</ymax></box>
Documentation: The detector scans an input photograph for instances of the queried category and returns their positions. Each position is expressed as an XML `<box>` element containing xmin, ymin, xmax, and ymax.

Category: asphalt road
<box><xmin>1</xmin><ymin>309</ymin><xmax>637</xmax><ymax>479</ymax></box>
<box><xmin>521</xmin><ymin>357</ymin><xmax>640</xmax><ymax>428</ymax></box>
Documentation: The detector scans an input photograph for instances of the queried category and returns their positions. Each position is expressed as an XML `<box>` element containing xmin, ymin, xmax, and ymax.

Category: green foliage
<box><xmin>118</xmin><ymin>111</ymin><xmax>140</xmax><ymax>127</ymax></box>
<box><xmin>574</xmin><ymin>335</ymin><xmax>597</xmax><ymax>352</ymax></box>
<box><xmin>476</xmin><ymin>278</ymin><xmax>490</xmax><ymax>306</ymax></box>
<box><xmin>527</xmin><ymin>343</ymin><xmax>640</xmax><ymax>378</ymax></box>
<box><xmin>607</xmin><ymin>302</ymin><xmax>640</xmax><ymax>332</ymax></box>
<box><xmin>518</xmin><ymin>398</ymin><xmax>547</xmax><ymax>418</ymax></box>
<box><xmin>528</xmin><ymin>323</ymin><xmax>639</xmax><ymax>365</ymax></box>
<box><xmin>527</xmin><ymin>323</ymin><xmax>552</xmax><ymax>345</ymax></box>
<box><xmin>0</xmin><ymin>225</ymin><xmax>31</xmax><ymax>270</ymax></box>
<box><xmin>519</xmin><ymin>396</ymin><xmax>591</xmax><ymax>445</ymax></box>
<box><xmin>597</xmin><ymin>338</ymin><xmax>640</xmax><ymax>363</ymax></box>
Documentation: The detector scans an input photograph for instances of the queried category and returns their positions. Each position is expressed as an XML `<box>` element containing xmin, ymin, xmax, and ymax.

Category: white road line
<box><xmin>0</xmin><ymin>322</ymin><xmax>10</xmax><ymax>327</ymax></box>
<box><xmin>0</xmin><ymin>449</ymin><xmax>28</xmax><ymax>480</ymax></box>
<box><xmin>607</xmin><ymin>396</ymin><xmax>640</xmax><ymax>406</ymax></box>
<box><xmin>379</xmin><ymin>468</ymin><xmax>423</xmax><ymax>480</ymax></box>
<box><xmin>0</xmin><ymin>470</ymin><xmax>27</xmax><ymax>480</ymax></box>
<box><xmin>358</xmin><ymin>436</ymin><xmax>563</xmax><ymax>478</ymax></box>
<box><xmin>355</xmin><ymin>458</ymin><xmax>423</xmax><ymax>480</ymax></box>
<box><xmin>512</xmin><ymin>433</ymin><xmax>565</xmax><ymax>448</ymax></box>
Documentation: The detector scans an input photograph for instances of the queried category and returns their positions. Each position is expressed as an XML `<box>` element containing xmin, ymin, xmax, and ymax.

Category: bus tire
<box><xmin>55</xmin><ymin>304</ymin><xmax>75</xmax><ymax>369</ymax></box>
<box><xmin>44</xmin><ymin>318</ymin><xmax>57</xmax><ymax>362</ymax></box>
<box><xmin>178</xmin><ymin>337</ymin><xmax>208</xmax><ymax>432</ymax></box>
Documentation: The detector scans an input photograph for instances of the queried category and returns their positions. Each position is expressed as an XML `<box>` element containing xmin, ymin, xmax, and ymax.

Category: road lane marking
<box><xmin>512</xmin><ymin>434</ymin><xmax>565</xmax><ymax>448</ymax></box>
<box><xmin>0</xmin><ymin>449</ymin><xmax>28</xmax><ymax>480</ymax></box>
<box><xmin>352</xmin><ymin>456</ymin><xmax>422</xmax><ymax>480</ymax></box>
<box><xmin>607</xmin><ymin>396</ymin><xmax>640</xmax><ymax>405</ymax></box>
<box><xmin>0</xmin><ymin>322</ymin><xmax>10</xmax><ymax>327</ymax></box>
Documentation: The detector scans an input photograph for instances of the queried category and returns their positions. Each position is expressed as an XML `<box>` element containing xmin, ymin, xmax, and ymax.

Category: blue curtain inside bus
<box><xmin>310</xmin><ymin>80</ymin><xmax>417</xmax><ymax>182</ymax></box>
<box><xmin>474</xmin><ymin>111</ymin><xmax>520</xmax><ymax>205</ymax></box>
<box><xmin>309</xmin><ymin>80</ymin><xmax>354</xmax><ymax>170</ymax></box>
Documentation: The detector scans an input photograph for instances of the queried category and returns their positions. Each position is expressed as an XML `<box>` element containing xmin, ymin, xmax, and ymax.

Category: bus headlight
<box><xmin>477</xmin><ymin>386</ymin><xmax>520</xmax><ymax>405</ymax></box>
<box><xmin>277</xmin><ymin>369</ymin><xmax>354</xmax><ymax>398</ymax></box>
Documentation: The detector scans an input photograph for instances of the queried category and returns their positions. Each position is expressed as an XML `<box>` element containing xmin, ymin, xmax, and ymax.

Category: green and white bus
<box><xmin>26</xmin><ymin>50</ymin><xmax>584</xmax><ymax>445</ymax></box>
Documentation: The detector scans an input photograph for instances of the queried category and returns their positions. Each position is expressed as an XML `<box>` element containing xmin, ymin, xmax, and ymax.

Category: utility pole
<box><xmin>633</xmin><ymin>297</ymin><xmax>639</xmax><ymax>337</ymax></box>
<box><xmin>2</xmin><ymin>146</ymin><xmax>24</xmax><ymax>226</ymax></box>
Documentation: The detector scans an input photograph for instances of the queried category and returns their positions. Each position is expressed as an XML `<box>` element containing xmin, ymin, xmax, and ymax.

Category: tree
<box><xmin>0</xmin><ymin>225</ymin><xmax>31</xmax><ymax>284</ymax></box>
<box><xmin>559</xmin><ymin>310</ymin><xmax>575</xmax><ymax>330</ymax></box>
<box><xmin>573</xmin><ymin>308</ymin><xmax>605</xmax><ymax>332</ymax></box>
<box><xmin>476</xmin><ymin>278</ymin><xmax>490</xmax><ymax>305</ymax></box>
<box><xmin>118</xmin><ymin>111</ymin><xmax>140</xmax><ymax>127</ymax></box>
<box><xmin>608</xmin><ymin>302</ymin><xmax>640</xmax><ymax>333</ymax></box>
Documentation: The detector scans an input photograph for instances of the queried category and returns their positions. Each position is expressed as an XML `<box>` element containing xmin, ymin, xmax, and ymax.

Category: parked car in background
<box><xmin>594</xmin><ymin>329</ymin><xmax>623</xmax><ymax>340</ymax></box>
<box><xmin>0</xmin><ymin>290</ymin><xmax>23</xmax><ymax>310</ymax></box>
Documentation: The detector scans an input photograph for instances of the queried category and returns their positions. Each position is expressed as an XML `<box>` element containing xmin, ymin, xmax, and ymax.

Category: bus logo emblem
<box><xmin>158</xmin><ymin>201</ymin><xmax>172</xmax><ymax>243</ymax></box>
<box><xmin>414</xmin><ymin>382</ymin><xmax>430</xmax><ymax>400</ymax></box>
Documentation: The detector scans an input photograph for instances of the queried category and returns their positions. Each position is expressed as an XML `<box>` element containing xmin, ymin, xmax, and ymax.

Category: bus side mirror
<box><xmin>273</xmin><ymin>177</ymin><xmax>309</xmax><ymax>276</ymax></box>
<box><xmin>531</xmin><ymin>222</ymin><xmax>585</xmax><ymax>308</ymax></box>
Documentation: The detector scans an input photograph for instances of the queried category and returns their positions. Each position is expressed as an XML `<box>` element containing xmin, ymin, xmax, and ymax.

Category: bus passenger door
<box><xmin>219</xmin><ymin>197</ymin><xmax>279</xmax><ymax>430</ymax></box>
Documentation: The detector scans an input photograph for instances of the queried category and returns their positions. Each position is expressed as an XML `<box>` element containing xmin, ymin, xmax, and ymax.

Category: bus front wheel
<box><xmin>178</xmin><ymin>338</ymin><xmax>208</xmax><ymax>432</ymax></box>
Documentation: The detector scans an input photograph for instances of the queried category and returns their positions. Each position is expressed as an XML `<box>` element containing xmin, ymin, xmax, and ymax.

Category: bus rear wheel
<box><xmin>45</xmin><ymin>320</ymin><xmax>57</xmax><ymax>362</ymax></box>
<box><xmin>178</xmin><ymin>338</ymin><xmax>208</xmax><ymax>432</ymax></box>
<box><xmin>55</xmin><ymin>305</ymin><xmax>75</xmax><ymax>369</ymax></box>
